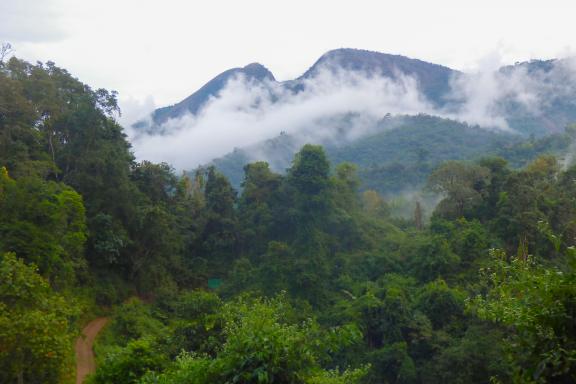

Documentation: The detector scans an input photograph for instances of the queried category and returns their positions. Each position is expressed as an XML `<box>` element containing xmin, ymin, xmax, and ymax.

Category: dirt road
<box><xmin>75</xmin><ymin>317</ymin><xmax>109</xmax><ymax>384</ymax></box>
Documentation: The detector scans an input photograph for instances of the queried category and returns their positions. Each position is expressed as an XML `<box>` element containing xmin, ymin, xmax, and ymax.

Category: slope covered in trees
<box><xmin>211</xmin><ymin>114</ymin><xmax>572</xmax><ymax>195</ymax></box>
<box><xmin>89</xmin><ymin>145</ymin><xmax>576</xmax><ymax>384</ymax></box>
<box><xmin>1</xmin><ymin>56</ymin><xmax>576</xmax><ymax>384</ymax></box>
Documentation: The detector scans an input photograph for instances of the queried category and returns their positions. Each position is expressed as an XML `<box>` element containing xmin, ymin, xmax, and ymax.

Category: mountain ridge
<box><xmin>133</xmin><ymin>48</ymin><xmax>458</xmax><ymax>132</ymax></box>
<box><xmin>134</xmin><ymin>62</ymin><xmax>275</xmax><ymax>133</ymax></box>
<box><xmin>132</xmin><ymin>48</ymin><xmax>576</xmax><ymax>141</ymax></box>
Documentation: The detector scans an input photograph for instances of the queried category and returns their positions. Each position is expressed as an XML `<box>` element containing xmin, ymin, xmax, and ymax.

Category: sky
<box><xmin>2</xmin><ymin>0</ymin><xmax>576</xmax><ymax>115</ymax></box>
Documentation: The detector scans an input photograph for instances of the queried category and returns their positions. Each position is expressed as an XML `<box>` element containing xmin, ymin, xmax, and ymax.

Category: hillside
<box><xmin>209</xmin><ymin>115</ymin><xmax>516</xmax><ymax>192</ymax></box>
<box><xmin>498</xmin><ymin>58</ymin><xmax>576</xmax><ymax>135</ymax></box>
<box><xmin>210</xmin><ymin>114</ymin><xmax>575</xmax><ymax>195</ymax></box>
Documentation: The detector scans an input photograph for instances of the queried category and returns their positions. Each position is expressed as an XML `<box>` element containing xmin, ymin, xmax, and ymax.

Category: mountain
<box><xmin>131</xmin><ymin>49</ymin><xmax>576</xmax><ymax>182</ymax></box>
<box><xmin>133</xmin><ymin>62</ymin><xmax>275</xmax><ymax>134</ymax></box>
<box><xmin>298</xmin><ymin>48</ymin><xmax>457</xmax><ymax>105</ymax></box>
<box><xmin>133</xmin><ymin>49</ymin><xmax>576</xmax><ymax>139</ymax></box>
<box><xmin>132</xmin><ymin>49</ymin><xmax>459</xmax><ymax>134</ymax></box>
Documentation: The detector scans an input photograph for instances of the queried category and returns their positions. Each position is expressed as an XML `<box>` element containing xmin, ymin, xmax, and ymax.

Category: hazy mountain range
<box><xmin>133</xmin><ymin>49</ymin><xmax>456</xmax><ymax>134</ymax></box>
<box><xmin>133</xmin><ymin>48</ymin><xmax>576</xmax><ymax>136</ymax></box>
<box><xmin>129</xmin><ymin>48</ymin><xmax>576</xmax><ymax>188</ymax></box>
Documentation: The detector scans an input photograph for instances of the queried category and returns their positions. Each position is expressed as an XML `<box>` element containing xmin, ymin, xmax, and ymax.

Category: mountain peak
<box><xmin>136</xmin><ymin>63</ymin><xmax>276</xmax><ymax>130</ymax></box>
<box><xmin>135</xmin><ymin>48</ymin><xmax>458</xmax><ymax>132</ymax></box>
<box><xmin>300</xmin><ymin>48</ymin><xmax>457</xmax><ymax>105</ymax></box>
<box><xmin>241</xmin><ymin>62</ymin><xmax>275</xmax><ymax>81</ymax></box>
<box><xmin>317</xmin><ymin>47</ymin><xmax>403</xmax><ymax>62</ymax></box>
<box><xmin>303</xmin><ymin>48</ymin><xmax>455</xmax><ymax>77</ymax></box>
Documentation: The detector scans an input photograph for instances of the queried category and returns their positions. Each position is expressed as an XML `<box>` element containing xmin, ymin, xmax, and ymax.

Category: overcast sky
<box><xmin>2</xmin><ymin>0</ymin><xmax>575</xmax><ymax>112</ymax></box>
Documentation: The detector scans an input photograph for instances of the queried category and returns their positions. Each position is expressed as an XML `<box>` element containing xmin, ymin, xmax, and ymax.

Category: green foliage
<box><xmin>139</xmin><ymin>295</ymin><xmax>366</xmax><ymax>384</ymax></box>
<box><xmin>194</xmin><ymin>166</ymin><xmax>239</xmax><ymax>273</ymax></box>
<box><xmin>158</xmin><ymin>290</ymin><xmax>225</xmax><ymax>356</ymax></box>
<box><xmin>238</xmin><ymin>162</ymin><xmax>281</xmax><ymax>256</ymax></box>
<box><xmin>420</xmin><ymin>323</ymin><xmax>510</xmax><ymax>383</ymax></box>
<box><xmin>404</xmin><ymin>234</ymin><xmax>460</xmax><ymax>282</ymax></box>
<box><xmin>0</xmin><ymin>252</ymin><xmax>79</xmax><ymax>383</ymax></box>
<box><xmin>0</xmin><ymin>56</ymin><xmax>194</xmax><ymax>295</ymax></box>
<box><xmin>427</xmin><ymin>161</ymin><xmax>490</xmax><ymax>219</ymax></box>
<box><xmin>105</xmin><ymin>299</ymin><xmax>167</xmax><ymax>346</ymax></box>
<box><xmin>89</xmin><ymin>338</ymin><xmax>168</xmax><ymax>384</ymax></box>
<box><xmin>416</xmin><ymin>280</ymin><xmax>464</xmax><ymax>329</ymax></box>
<box><xmin>367</xmin><ymin>342</ymin><xmax>417</xmax><ymax>384</ymax></box>
<box><xmin>361</xmin><ymin>190</ymin><xmax>390</xmax><ymax>219</ymax></box>
<box><xmin>130</xmin><ymin>161</ymin><xmax>178</xmax><ymax>205</ymax></box>
<box><xmin>468</xmin><ymin>248</ymin><xmax>576</xmax><ymax>383</ymax></box>
<box><xmin>0</xmin><ymin>168</ymin><xmax>87</xmax><ymax>288</ymax></box>
<box><xmin>288</xmin><ymin>144</ymin><xmax>332</xmax><ymax>229</ymax></box>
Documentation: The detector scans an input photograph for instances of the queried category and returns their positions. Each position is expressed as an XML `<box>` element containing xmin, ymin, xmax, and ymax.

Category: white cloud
<box><xmin>443</xmin><ymin>52</ymin><xmax>576</xmax><ymax>133</ymax></box>
<box><xmin>127</xmin><ymin>54</ymin><xmax>576</xmax><ymax>171</ymax></box>
<box><xmin>129</xmin><ymin>68</ymin><xmax>437</xmax><ymax>170</ymax></box>
<box><xmin>118</xmin><ymin>96</ymin><xmax>157</xmax><ymax>130</ymax></box>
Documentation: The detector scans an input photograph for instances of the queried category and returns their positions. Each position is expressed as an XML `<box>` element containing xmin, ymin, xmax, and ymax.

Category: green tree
<box><xmin>140</xmin><ymin>295</ymin><xmax>366</xmax><ymax>384</ymax></box>
<box><xmin>361</xmin><ymin>190</ymin><xmax>390</xmax><ymax>219</ymax></box>
<box><xmin>288</xmin><ymin>144</ymin><xmax>332</xmax><ymax>229</ymax></box>
<box><xmin>0</xmin><ymin>167</ymin><xmax>87</xmax><ymax>288</ymax></box>
<box><xmin>130</xmin><ymin>161</ymin><xmax>179</xmax><ymax>205</ymax></box>
<box><xmin>404</xmin><ymin>234</ymin><xmax>460</xmax><ymax>282</ymax></box>
<box><xmin>332</xmin><ymin>162</ymin><xmax>360</xmax><ymax>213</ymax></box>
<box><xmin>195</xmin><ymin>167</ymin><xmax>239</xmax><ymax>273</ymax></box>
<box><xmin>421</xmin><ymin>323</ymin><xmax>510</xmax><ymax>384</ymax></box>
<box><xmin>0</xmin><ymin>252</ymin><xmax>79</xmax><ymax>384</ymax></box>
<box><xmin>416</xmin><ymin>279</ymin><xmax>464</xmax><ymax>329</ymax></box>
<box><xmin>238</xmin><ymin>162</ymin><xmax>282</xmax><ymax>257</ymax></box>
<box><xmin>89</xmin><ymin>338</ymin><xmax>167</xmax><ymax>384</ymax></box>
<box><xmin>468</xmin><ymin>248</ymin><xmax>576</xmax><ymax>383</ymax></box>
<box><xmin>428</xmin><ymin>161</ymin><xmax>490</xmax><ymax>218</ymax></box>
<box><xmin>490</xmin><ymin>157</ymin><xmax>561</xmax><ymax>257</ymax></box>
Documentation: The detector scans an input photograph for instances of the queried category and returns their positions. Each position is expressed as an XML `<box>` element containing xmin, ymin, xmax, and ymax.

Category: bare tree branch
<box><xmin>0</xmin><ymin>43</ymin><xmax>14</xmax><ymax>63</ymax></box>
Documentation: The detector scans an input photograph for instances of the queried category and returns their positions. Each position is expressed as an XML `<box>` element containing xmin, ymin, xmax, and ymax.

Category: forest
<box><xmin>1</xmin><ymin>56</ymin><xmax>575</xmax><ymax>384</ymax></box>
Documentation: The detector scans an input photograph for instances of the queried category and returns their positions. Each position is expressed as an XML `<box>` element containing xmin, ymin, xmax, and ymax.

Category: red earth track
<box><xmin>75</xmin><ymin>317</ymin><xmax>109</xmax><ymax>384</ymax></box>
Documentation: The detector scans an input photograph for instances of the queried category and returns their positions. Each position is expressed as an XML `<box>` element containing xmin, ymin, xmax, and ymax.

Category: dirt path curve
<box><xmin>75</xmin><ymin>317</ymin><xmax>109</xmax><ymax>384</ymax></box>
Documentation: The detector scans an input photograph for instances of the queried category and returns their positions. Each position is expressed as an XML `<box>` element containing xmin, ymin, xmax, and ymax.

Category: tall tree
<box><xmin>427</xmin><ymin>161</ymin><xmax>490</xmax><ymax>218</ymax></box>
<box><xmin>469</xmin><ymin>248</ymin><xmax>576</xmax><ymax>383</ymax></box>
<box><xmin>238</xmin><ymin>161</ymin><xmax>282</xmax><ymax>257</ymax></box>
<box><xmin>287</xmin><ymin>144</ymin><xmax>332</xmax><ymax>237</ymax></box>
<box><xmin>0</xmin><ymin>167</ymin><xmax>87</xmax><ymax>288</ymax></box>
<box><xmin>0</xmin><ymin>253</ymin><xmax>79</xmax><ymax>384</ymax></box>
<box><xmin>195</xmin><ymin>167</ymin><xmax>239</xmax><ymax>274</ymax></box>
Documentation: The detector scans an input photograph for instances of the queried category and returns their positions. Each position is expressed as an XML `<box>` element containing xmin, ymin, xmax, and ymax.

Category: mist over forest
<box><xmin>1</xmin><ymin>4</ymin><xmax>576</xmax><ymax>384</ymax></box>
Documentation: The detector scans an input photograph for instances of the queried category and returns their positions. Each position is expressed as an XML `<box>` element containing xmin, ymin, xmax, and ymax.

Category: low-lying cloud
<box><xmin>125</xmin><ymin>56</ymin><xmax>576</xmax><ymax>171</ymax></box>
<box><xmin>127</xmin><ymin>69</ymin><xmax>435</xmax><ymax>170</ymax></box>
